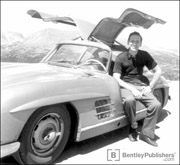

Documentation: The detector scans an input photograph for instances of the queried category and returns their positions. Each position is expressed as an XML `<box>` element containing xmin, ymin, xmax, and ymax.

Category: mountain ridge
<box><xmin>2</xmin><ymin>28</ymin><xmax>79</xmax><ymax>49</ymax></box>
<box><xmin>1</xmin><ymin>28</ymin><xmax>179</xmax><ymax>80</ymax></box>
<box><xmin>1</xmin><ymin>28</ymin><xmax>179</xmax><ymax>55</ymax></box>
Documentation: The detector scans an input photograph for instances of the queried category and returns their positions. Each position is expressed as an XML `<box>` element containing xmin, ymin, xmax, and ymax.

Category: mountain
<box><xmin>1</xmin><ymin>28</ymin><xmax>179</xmax><ymax>80</ymax></box>
<box><xmin>149</xmin><ymin>50</ymin><xmax>179</xmax><ymax>81</ymax></box>
<box><xmin>2</xmin><ymin>28</ymin><xmax>79</xmax><ymax>48</ymax></box>
<box><xmin>23</xmin><ymin>28</ymin><xmax>79</xmax><ymax>48</ymax></box>
<box><xmin>1</xmin><ymin>28</ymin><xmax>79</xmax><ymax>63</ymax></box>
<box><xmin>1</xmin><ymin>32</ymin><xmax>24</xmax><ymax>45</ymax></box>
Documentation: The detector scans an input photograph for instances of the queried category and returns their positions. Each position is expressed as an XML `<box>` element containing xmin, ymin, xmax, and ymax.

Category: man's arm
<box><xmin>149</xmin><ymin>65</ymin><xmax>162</xmax><ymax>89</ymax></box>
<box><xmin>113</xmin><ymin>72</ymin><xmax>143</xmax><ymax>99</ymax></box>
<box><xmin>142</xmin><ymin>65</ymin><xmax>162</xmax><ymax>95</ymax></box>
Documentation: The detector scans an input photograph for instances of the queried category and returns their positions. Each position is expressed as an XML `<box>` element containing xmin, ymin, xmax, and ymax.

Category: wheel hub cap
<box><xmin>31</xmin><ymin>113</ymin><xmax>64</xmax><ymax>156</ymax></box>
<box><xmin>44</xmin><ymin>131</ymin><xmax>61</xmax><ymax>142</ymax></box>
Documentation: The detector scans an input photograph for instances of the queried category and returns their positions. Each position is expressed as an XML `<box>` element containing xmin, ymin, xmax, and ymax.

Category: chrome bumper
<box><xmin>1</xmin><ymin>142</ymin><xmax>20</xmax><ymax>158</ymax></box>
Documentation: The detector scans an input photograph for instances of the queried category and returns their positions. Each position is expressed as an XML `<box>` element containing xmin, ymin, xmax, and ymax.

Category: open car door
<box><xmin>27</xmin><ymin>10</ymin><xmax>95</xmax><ymax>40</ymax></box>
<box><xmin>28</xmin><ymin>8</ymin><xmax>166</xmax><ymax>45</ymax></box>
<box><xmin>89</xmin><ymin>8</ymin><xmax>166</xmax><ymax>46</ymax></box>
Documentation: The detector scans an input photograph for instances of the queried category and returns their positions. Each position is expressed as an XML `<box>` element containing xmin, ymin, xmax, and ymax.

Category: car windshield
<box><xmin>46</xmin><ymin>44</ymin><xmax>110</xmax><ymax>72</ymax></box>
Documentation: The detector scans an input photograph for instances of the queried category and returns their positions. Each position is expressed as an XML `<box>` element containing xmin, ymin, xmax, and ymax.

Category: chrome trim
<box><xmin>137</xmin><ymin>108</ymin><xmax>147</xmax><ymax>113</ymax></box>
<box><xmin>81</xmin><ymin>115</ymin><xmax>126</xmax><ymax>132</ymax></box>
<box><xmin>76</xmin><ymin>122</ymin><xmax>82</xmax><ymax>141</ymax></box>
<box><xmin>81</xmin><ymin>108</ymin><xmax>147</xmax><ymax>132</ymax></box>
<box><xmin>95</xmin><ymin>103</ymin><xmax>115</xmax><ymax>109</ymax></box>
<box><xmin>1</xmin><ymin>142</ymin><xmax>20</xmax><ymax>158</ymax></box>
<box><xmin>95</xmin><ymin>108</ymin><xmax>116</xmax><ymax>115</ymax></box>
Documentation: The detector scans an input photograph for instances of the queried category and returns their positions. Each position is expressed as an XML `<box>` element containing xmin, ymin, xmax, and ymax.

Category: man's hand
<box><xmin>131</xmin><ymin>88</ymin><xmax>143</xmax><ymax>100</ymax></box>
<box><xmin>141</xmin><ymin>86</ymin><xmax>152</xmax><ymax>95</ymax></box>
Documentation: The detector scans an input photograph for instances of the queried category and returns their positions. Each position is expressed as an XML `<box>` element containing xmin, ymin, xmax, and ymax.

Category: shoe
<box><xmin>128</xmin><ymin>133</ymin><xmax>137</xmax><ymax>142</ymax></box>
<box><xmin>128</xmin><ymin>127</ymin><xmax>138</xmax><ymax>142</ymax></box>
<box><xmin>139</xmin><ymin>134</ymin><xmax>158</xmax><ymax>147</ymax></box>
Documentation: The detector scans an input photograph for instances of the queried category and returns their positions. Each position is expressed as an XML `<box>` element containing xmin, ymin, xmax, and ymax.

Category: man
<box><xmin>113</xmin><ymin>31</ymin><xmax>162</xmax><ymax>147</ymax></box>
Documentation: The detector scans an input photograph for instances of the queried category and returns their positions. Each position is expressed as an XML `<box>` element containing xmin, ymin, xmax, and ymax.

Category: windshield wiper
<box><xmin>48</xmin><ymin>61</ymin><xmax>75</xmax><ymax>68</ymax></box>
<box><xmin>48</xmin><ymin>60</ymin><xmax>75</xmax><ymax>64</ymax></box>
<box><xmin>73</xmin><ymin>61</ymin><xmax>94</xmax><ymax>69</ymax></box>
<box><xmin>56</xmin><ymin>60</ymin><xmax>74</xmax><ymax>63</ymax></box>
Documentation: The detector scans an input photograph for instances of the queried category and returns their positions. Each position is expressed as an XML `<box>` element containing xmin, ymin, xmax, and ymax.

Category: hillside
<box><xmin>1</xmin><ymin>28</ymin><xmax>79</xmax><ymax>63</ymax></box>
<box><xmin>135</xmin><ymin>49</ymin><xmax>178</xmax><ymax>80</ymax></box>
<box><xmin>23</xmin><ymin>28</ymin><xmax>79</xmax><ymax>48</ymax></box>
<box><xmin>1</xmin><ymin>32</ymin><xmax>24</xmax><ymax>45</ymax></box>
<box><xmin>1</xmin><ymin>29</ymin><xmax>179</xmax><ymax>80</ymax></box>
<box><xmin>144</xmin><ymin>49</ymin><xmax>179</xmax><ymax>80</ymax></box>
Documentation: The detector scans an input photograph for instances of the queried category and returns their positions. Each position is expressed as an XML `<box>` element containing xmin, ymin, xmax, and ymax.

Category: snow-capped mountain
<box><xmin>1</xmin><ymin>32</ymin><xmax>24</xmax><ymax>45</ymax></box>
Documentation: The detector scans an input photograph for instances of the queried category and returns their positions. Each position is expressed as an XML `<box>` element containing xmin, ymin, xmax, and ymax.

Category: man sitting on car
<box><xmin>113</xmin><ymin>31</ymin><xmax>162</xmax><ymax>147</ymax></box>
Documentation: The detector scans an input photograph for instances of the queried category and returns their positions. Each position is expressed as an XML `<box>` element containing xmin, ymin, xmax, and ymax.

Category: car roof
<box><xmin>55</xmin><ymin>40</ymin><xmax>111</xmax><ymax>51</ymax></box>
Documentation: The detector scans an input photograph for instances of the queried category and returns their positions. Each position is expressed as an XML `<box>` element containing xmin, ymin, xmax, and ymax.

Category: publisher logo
<box><xmin>107</xmin><ymin>149</ymin><xmax>120</xmax><ymax>161</ymax></box>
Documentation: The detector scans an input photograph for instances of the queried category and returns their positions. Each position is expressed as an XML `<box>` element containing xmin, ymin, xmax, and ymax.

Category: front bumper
<box><xmin>0</xmin><ymin>142</ymin><xmax>20</xmax><ymax>158</ymax></box>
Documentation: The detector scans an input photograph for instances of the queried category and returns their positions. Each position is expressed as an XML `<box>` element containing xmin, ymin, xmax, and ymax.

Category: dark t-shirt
<box><xmin>113</xmin><ymin>50</ymin><xmax>157</xmax><ymax>86</ymax></box>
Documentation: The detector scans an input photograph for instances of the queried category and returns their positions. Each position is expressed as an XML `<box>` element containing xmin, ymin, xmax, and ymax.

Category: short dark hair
<box><xmin>127</xmin><ymin>31</ymin><xmax>143</xmax><ymax>43</ymax></box>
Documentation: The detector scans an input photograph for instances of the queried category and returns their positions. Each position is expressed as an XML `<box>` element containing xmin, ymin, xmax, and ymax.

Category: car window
<box><xmin>80</xmin><ymin>47</ymin><xmax>109</xmax><ymax>67</ymax></box>
<box><xmin>48</xmin><ymin>45</ymin><xmax>87</xmax><ymax>64</ymax></box>
<box><xmin>46</xmin><ymin>44</ymin><xmax>110</xmax><ymax>73</ymax></box>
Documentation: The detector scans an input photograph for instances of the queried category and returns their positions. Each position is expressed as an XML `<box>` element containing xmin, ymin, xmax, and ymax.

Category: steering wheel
<box><xmin>82</xmin><ymin>59</ymin><xmax>107</xmax><ymax>72</ymax></box>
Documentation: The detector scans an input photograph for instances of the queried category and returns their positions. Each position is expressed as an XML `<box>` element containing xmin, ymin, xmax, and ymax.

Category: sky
<box><xmin>1</xmin><ymin>1</ymin><xmax>179</xmax><ymax>51</ymax></box>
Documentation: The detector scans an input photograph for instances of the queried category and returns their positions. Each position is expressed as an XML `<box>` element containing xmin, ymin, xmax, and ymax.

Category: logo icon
<box><xmin>107</xmin><ymin>149</ymin><xmax>120</xmax><ymax>161</ymax></box>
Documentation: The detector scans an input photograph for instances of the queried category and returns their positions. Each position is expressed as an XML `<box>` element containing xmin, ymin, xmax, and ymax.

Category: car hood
<box><xmin>27</xmin><ymin>8</ymin><xmax>166</xmax><ymax>45</ymax></box>
<box><xmin>1</xmin><ymin>62</ymin><xmax>92</xmax><ymax>88</ymax></box>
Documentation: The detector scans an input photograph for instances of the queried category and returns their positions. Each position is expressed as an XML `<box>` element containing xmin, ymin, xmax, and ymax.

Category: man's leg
<box><xmin>139</xmin><ymin>92</ymin><xmax>161</xmax><ymax>146</ymax></box>
<box><xmin>121</xmin><ymin>88</ymin><xmax>138</xmax><ymax>129</ymax></box>
<box><xmin>121</xmin><ymin>88</ymin><xmax>138</xmax><ymax>141</ymax></box>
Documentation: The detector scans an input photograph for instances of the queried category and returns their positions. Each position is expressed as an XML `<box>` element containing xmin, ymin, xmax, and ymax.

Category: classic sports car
<box><xmin>1</xmin><ymin>8</ymin><xmax>170</xmax><ymax>164</ymax></box>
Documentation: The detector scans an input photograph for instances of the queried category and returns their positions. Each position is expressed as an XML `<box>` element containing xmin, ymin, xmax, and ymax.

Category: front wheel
<box><xmin>16</xmin><ymin>106</ymin><xmax>71</xmax><ymax>164</ymax></box>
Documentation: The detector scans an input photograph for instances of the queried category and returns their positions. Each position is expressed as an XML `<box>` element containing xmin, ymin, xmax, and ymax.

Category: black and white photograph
<box><xmin>1</xmin><ymin>1</ymin><xmax>179</xmax><ymax>164</ymax></box>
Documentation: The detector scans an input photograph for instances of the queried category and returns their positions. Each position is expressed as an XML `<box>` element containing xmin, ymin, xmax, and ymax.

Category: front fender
<box><xmin>2</xmin><ymin>89</ymin><xmax>107</xmax><ymax>145</ymax></box>
<box><xmin>1</xmin><ymin>82</ymin><xmax>45</xmax><ymax>144</ymax></box>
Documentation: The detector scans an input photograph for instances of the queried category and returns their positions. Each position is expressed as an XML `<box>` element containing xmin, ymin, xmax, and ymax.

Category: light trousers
<box><xmin>121</xmin><ymin>87</ymin><xmax>161</xmax><ymax>139</ymax></box>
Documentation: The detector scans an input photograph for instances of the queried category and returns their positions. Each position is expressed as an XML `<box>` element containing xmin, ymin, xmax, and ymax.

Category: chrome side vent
<box><xmin>95</xmin><ymin>98</ymin><xmax>115</xmax><ymax>120</ymax></box>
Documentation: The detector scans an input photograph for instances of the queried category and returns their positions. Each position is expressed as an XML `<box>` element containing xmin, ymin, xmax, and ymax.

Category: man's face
<box><xmin>128</xmin><ymin>35</ymin><xmax>142</xmax><ymax>51</ymax></box>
